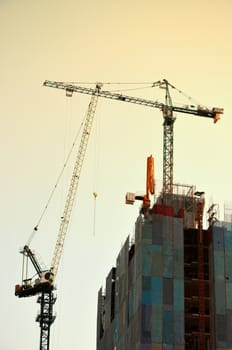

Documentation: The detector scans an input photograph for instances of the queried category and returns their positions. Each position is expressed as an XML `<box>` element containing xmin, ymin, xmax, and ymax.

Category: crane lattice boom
<box><xmin>44</xmin><ymin>80</ymin><xmax>163</xmax><ymax>109</ymax></box>
<box><xmin>50</xmin><ymin>84</ymin><xmax>102</xmax><ymax>280</ymax></box>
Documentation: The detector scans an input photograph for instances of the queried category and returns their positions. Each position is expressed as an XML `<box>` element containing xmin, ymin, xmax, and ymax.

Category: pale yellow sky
<box><xmin>1</xmin><ymin>1</ymin><xmax>231</xmax><ymax>349</ymax></box>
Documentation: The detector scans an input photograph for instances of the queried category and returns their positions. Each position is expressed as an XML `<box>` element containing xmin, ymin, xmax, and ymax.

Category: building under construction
<box><xmin>96</xmin><ymin>184</ymin><xmax>232</xmax><ymax>350</ymax></box>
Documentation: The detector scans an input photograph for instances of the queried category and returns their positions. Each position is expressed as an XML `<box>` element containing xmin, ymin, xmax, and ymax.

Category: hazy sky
<box><xmin>1</xmin><ymin>1</ymin><xmax>232</xmax><ymax>349</ymax></box>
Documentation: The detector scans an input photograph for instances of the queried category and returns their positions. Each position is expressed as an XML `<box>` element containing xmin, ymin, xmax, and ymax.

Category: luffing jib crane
<box><xmin>15</xmin><ymin>83</ymin><xmax>102</xmax><ymax>350</ymax></box>
<box><xmin>43</xmin><ymin>79</ymin><xmax>223</xmax><ymax>196</ymax></box>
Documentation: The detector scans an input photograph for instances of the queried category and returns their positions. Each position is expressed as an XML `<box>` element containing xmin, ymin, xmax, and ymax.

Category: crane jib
<box><xmin>43</xmin><ymin>80</ymin><xmax>163</xmax><ymax>110</ymax></box>
<box><xmin>43</xmin><ymin>81</ymin><xmax>223</xmax><ymax>121</ymax></box>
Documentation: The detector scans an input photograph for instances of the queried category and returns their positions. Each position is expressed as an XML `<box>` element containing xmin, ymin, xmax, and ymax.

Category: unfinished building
<box><xmin>96</xmin><ymin>185</ymin><xmax>232</xmax><ymax>350</ymax></box>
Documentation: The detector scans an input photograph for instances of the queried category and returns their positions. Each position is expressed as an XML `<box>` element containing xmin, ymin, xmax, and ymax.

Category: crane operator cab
<box><xmin>15</xmin><ymin>245</ymin><xmax>54</xmax><ymax>298</ymax></box>
<box><xmin>15</xmin><ymin>270</ymin><xmax>54</xmax><ymax>298</ymax></box>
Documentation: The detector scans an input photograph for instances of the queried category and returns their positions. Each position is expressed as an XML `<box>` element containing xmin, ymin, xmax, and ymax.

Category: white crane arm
<box><xmin>50</xmin><ymin>84</ymin><xmax>101</xmax><ymax>280</ymax></box>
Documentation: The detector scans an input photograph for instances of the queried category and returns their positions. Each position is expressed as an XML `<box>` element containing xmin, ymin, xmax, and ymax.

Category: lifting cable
<box><xmin>168</xmin><ymin>82</ymin><xmax>201</xmax><ymax>106</ymax></box>
<box><xmin>92</xmin><ymin>99</ymin><xmax>101</xmax><ymax>236</ymax></box>
<box><xmin>93</xmin><ymin>192</ymin><xmax>97</xmax><ymax>236</ymax></box>
<box><xmin>104</xmin><ymin>82</ymin><xmax>201</xmax><ymax>105</ymax></box>
<box><xmin>109</xmin><ymin>85</ymin><xmax>154</xmax><ymax>93</ymax></box>
<box><xmin>59</xmin><ymin>81</ymin><xmax>155</xmax><ymax>85</ymax></box>
<box><xmin>26</xmin><ymin>109</ymin><xmax>89</xmax><ymax>247</ymax></box>
<box><xmin>56</xmin><ymin>81</ymin><xmax>156</xmax><ymax>94</ymax></box>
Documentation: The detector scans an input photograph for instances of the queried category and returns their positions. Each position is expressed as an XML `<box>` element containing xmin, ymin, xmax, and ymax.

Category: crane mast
<box><xmin>162</xmin><ymin>79</ymin><xmax>174</xmax><ymax>195</ymax></box>
<box><xmin>44</xmin><ymin>79</ymin><xmax>223</xmax><ymax>197</ymax></box>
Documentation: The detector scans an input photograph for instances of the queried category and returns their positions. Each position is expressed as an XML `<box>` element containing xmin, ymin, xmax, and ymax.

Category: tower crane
<box><xmin>43</xmin><ymin>79</ymin><xmax>223</xmax><ymax>197</ymax></box>
<box><xmin>15</xmin><ymin>83</ymin><xmax>102</xmax><ymax>350</ymax></box>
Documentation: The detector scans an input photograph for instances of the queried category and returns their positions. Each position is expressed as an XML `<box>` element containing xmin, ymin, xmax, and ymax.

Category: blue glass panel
<box><xmin>151</xmin><ymin>276</ymin><xmax>162</xmax><ymax>305</ymax></box>
<box><xmin>163</xmin><ymin>310</ymin><xmax>173</xmax><ymax>344</ymax></box>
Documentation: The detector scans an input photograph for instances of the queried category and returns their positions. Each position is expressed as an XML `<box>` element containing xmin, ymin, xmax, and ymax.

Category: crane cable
<box><xmin>26</xmin><ymin>109</ymin><xmax>89</xmax><ymax>247</ymax></box>
<box><xmin>167</xmin><ymin>81</ymin><xmax>201</xmax><ymax>105</ymax></box>
<box><xmin>105</xmin><ymin>85</ymin><xmax>154</xmax><ymax>93</ymax></box>
<box><xmin>92</xmin><ymin>99</ymin><xmax>102</xmax><ymax>236</ymax></box>
<box><xmin>55</xmin><ymin>81</ymin><xmax>155</xmax><ymax>94</ymax></box>
<box><xmin>93</xmin><ymin>192</ymin><xmax>97</xmax><ymax>236</ymax></box>
<box><xmin>59</xmin><ymin>81</ymin><xmax>156</xmax><ymax>85</ymax></box>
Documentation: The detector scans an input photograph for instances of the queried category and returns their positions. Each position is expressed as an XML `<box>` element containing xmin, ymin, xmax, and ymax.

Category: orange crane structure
<box><xmin>125</xmin><ymin>154</ymin><xmax>155</xmax><ymax>210</ymax></box>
